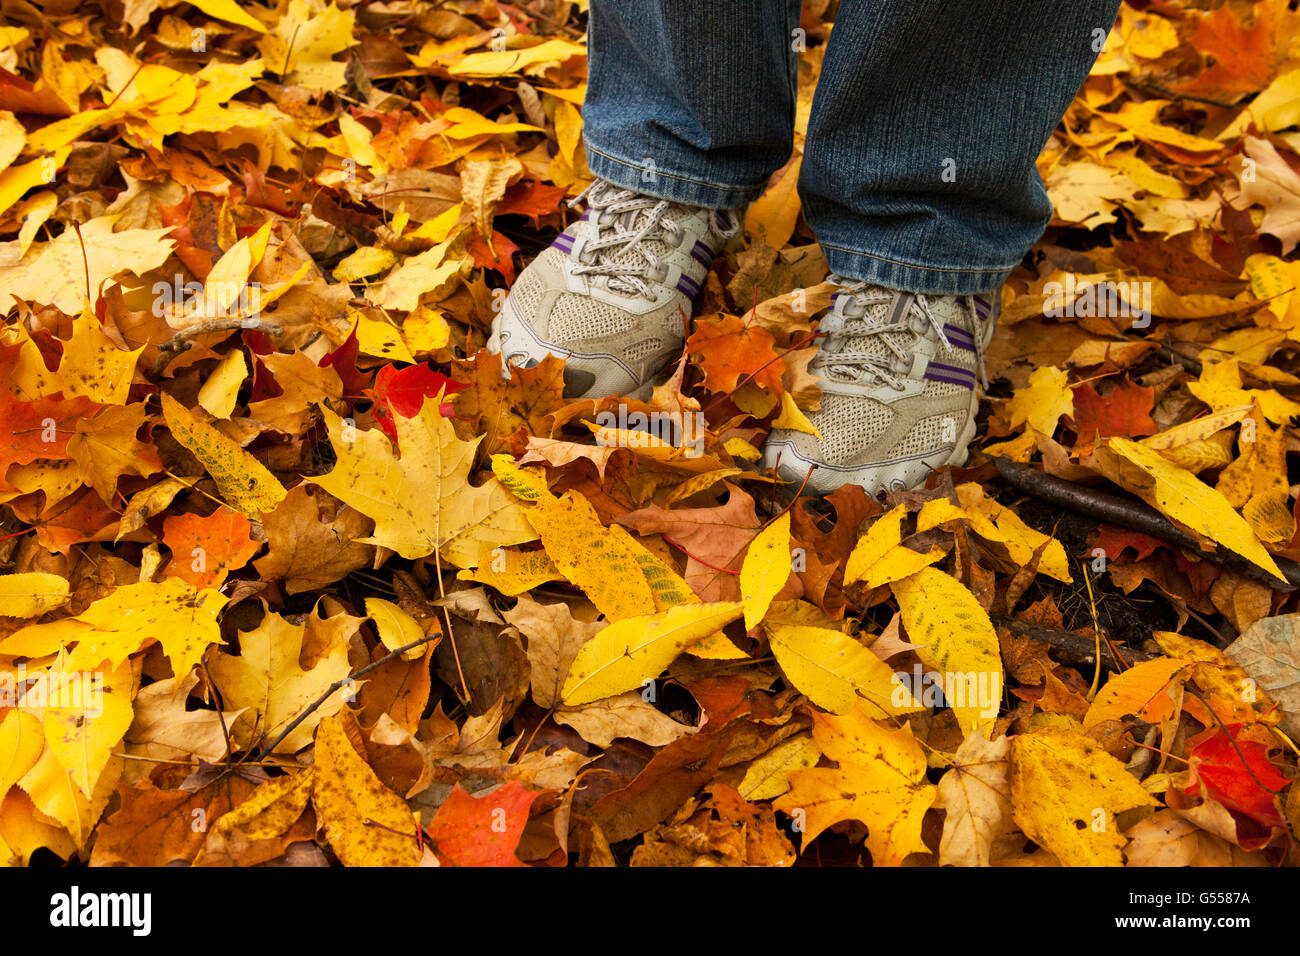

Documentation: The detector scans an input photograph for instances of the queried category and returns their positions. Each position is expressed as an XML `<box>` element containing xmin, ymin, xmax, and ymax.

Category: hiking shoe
<box><xmin>487</xmin><ymin>179</ymin><xmax>740</xmax><ymax>400</ymax></box>
<box><xmin>761</xmin><ymin>277</ymin><xmax>999</xmax><ymax>496</ymax></box>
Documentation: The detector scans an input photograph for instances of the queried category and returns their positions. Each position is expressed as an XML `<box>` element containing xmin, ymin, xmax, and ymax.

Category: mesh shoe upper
<box><xmin>488</xmin><ymin>180</ymin><xmax>738</xmax><ymax>400</ymax></box>
<box><xmin>762</xmin><ymin>278</ymin><xmax>998</xmax><ymax>495</ymax></box>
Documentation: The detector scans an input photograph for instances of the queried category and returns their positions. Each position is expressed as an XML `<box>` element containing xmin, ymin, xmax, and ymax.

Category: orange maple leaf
<box><xmin>685</xmin><ymin>313</ymin><xmax>787</xmax><ymax>395</ymax></box>
<box><xmin>162</xmin><ymin>507</ymin><xmax>261</xmax><ymax>589</ymax></box>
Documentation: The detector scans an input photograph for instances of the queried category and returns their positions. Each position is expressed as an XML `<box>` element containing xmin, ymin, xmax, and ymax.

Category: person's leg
<box><xmin>583</xmin><ymin>0</ymin><xmax>804</xmax><ymax>210</ymax></box>
<box><xmin>763</xmin><ymin>2</ymin><xmax>1122</xmax><ymax>496</ymax></box>
<box><xmin>799</xmin><ymin>0</ymin><xmax>1123</xmax><ymax>295</ymax></box>
<box><xmin>489</xmin><ymin>0</ymin><xmax>801</xmax><ymax>398</ymax></box>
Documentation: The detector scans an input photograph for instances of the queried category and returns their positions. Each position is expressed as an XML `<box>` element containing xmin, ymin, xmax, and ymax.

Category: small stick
<box><xmin>992</xmin><ymin>615</ymin><xmax>1158</xmax><ymax>671</ymax></box>
<box><xmin>255</xmin><ymin>632</ymin><xmax>439</xmax><ymax>758</ymax></box>
<box><xmin>149</xmin><ymin>318</ymin><xmax>285</xmax><ymax>378</ymax></box>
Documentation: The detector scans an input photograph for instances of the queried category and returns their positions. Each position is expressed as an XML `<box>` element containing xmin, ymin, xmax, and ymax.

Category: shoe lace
<box><xmin>566</xmin><ymin>180</ymin><xmax>739</xmax><ymax>298</ymax></box>
<box><xmin>813</xmin><ymin>276</ymin><xmax>988</xmax><ymax>389</ymax></box>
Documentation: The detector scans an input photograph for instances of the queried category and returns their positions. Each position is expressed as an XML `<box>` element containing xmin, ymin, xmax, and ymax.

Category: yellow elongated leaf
<box><xmin>738</xmin><ymin>734</ymin><xmax>821</xmax><ymax>801</ymax></box>
<box><xmin>740</xmin><ymin>512</ymin><xmax>790</xmax><ymax>631</ymax></box>
<box><xmin>608</xmin><ymin>524</ymin><xmax>744</xmax><ymax>660</ymax></box>
<box><xmin>366</xmin><ymin>597</ymin><xmax>425</xmax><ymax>659</ymax></box>
<box><xmin>561</xmin><ymin>602</ymin><xmax>743</xmax><ymax>706</ymax></box>
<box><xmin>845</xmin><ymin>503</ymin><xmax>945</xmax><ymax>588</ymax></box>
<box><xmin>197</xmin><ymin>349</ymin><xmax>248</xmax><ymax>419</ymax></box>
<box><xmin>0</xmin><ymin>709</ymin><xmax>45</xmax><ymax>796</ymax></box>
<box><xmin>161</xmin><ymin>392</ymin><xmax>287</xmax><ymax>517</ymax></box>
<box><xmin>1108</xmin><ymin>437</ymin><xmax>1285</xmax><ymax>582</ymax></box>
<box><xmin>845</xmin><ymin>506</ymin><xmax>906</xmax><ymax>584</ymax></box>
<box><xmin>766</xmin><ymin>622</ymin><xmax>923</xmax><ymax>717</ymax></box>
<box><xmin>0</xmin><ymin>572</ymin><xmax>69</xmax><ymax>618</ymax></box>
<box><xmin>525</xmin><ymin>490</ymin><xmax>656</xmax><ymax>621</ymax></box>
<box><xmin>1009</xmin><ymin>726</ymin><xmax>1157</xmax><ymax>866</ymax></box>
<box><xmin>188</xmin><ymin>0</ymin><xmax>267</xmax><ymax>32</ymax></box>
<box><xmin>312</xmin><ymin>715</ymin><xmax>421</xmax><ymax>866</ymax></box>
<box><xmin>458</xmin><ymin>547</ymin><xmax>563</xmax><ymax>595</ymax></box>
<box><xmin>892</xmin><ymin>567</ymin><xmax>1003</xmax><ymax>738</ymax></box>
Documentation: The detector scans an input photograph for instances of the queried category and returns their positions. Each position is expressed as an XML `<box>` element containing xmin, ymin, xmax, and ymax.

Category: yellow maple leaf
<box><xmin>0</xmin><ymin>214</ymin><xmax>174</xmax><ymax>314</ymax></box>
<box><xmin>775</xmin><ymin>705</ymin><xmax>936</xmax><ymax>866</ymax></box>
<box><xmin>256</xmin><ymin>0</ymin><xmax>357</xmax><ymax>91</ymax></box>
<box><xmin>22</xmin><ymin>660</ymin><xmax>136</xmax><ymax>801</ymax></box>
<box><xmin>311</xmin><ymin>400</ymin><xmax>534</xmax><ymax>567</ymax></box>
<box><xmin>205</xmin><ymin>605</ymin><xmax>355</xmax><ymax>754</ymax></box>
<box><xmin>1006</xmin><ymin>365</ymin><xmax>1074</xmax><ymax>436</ymax></box>
<box><xmin>1188</xmin><ymin>358</ymin><xmax>1300</xmax><ymax>425</ymax></box>
<box><xmin>63</xmin><ymin>578</ymin><xmax>226</xmax><ymax>679</ymax></box>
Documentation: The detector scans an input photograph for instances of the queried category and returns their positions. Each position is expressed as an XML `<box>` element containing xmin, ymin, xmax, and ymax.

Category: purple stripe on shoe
<box><xmin>551</xmin><ymin>234</ymin><xmax>574</xmax><ymax>253</ymax></box>
<box><xmin>972</xmin><ymin>296</ymin><xmax>992</xmax><ymax>318</ymax></box>
<box><xmin>928</xmin><ymin>360</ymin><xmax>976</xmax><ymax>378</ymax></box>
<box><xmin>690</xmin><ymin>240</ymin><xmax>714</xmax><ymax>267</ymax></box>
<box><xmin>925</xmin><ymin>371</ymin><xmax>976</xmax><ymax>389</ymax></box>
<box><xmin>943</xmin><ymin>324</ymin><xmax>977</xmax><ymax>351</ymax></box>
<box><xmin>676</xmin><ymin>274</ymin><xmax>701</xmax><ymax>297</ymax></box>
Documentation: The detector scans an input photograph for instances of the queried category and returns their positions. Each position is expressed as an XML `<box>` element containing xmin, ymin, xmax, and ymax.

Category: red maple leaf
<box><xmin>318</xmin><ymin>323</ymin><xmax>373</xmax><ymax>398</ymax></box>
<box><xmin>496</xmin><ymin>179</ymin><xmax>568</xmax><ymax>227</ymax></box>
<box><xmin>0</xmin><ymin>391</ymin><xmax>100</xmax><ymax>489</ymax></box>
<box><xmin>367</xmin><ymin>363</ymin><xmax>465</xmax><ymax>441</ymax></box>
<box><xmin>1185</xmin><ymin>725</ymin><xmax>1290</xmax><ymax>829</ymax></box>
<box><xmin>468</xmin><ymin>230</ymin><xmax>520</xmax><ymax>283</ymax></box>
<box><xmin>423</xmin><ymin>781</ymin><xmax>539</xmax><ymax>866</ymax></box>
<box><xmin>1071</xmin><ymin>379</ymin><xmax>1156</xmax><ymax>449</ymax></box>
<box><xmin>1093</xmin><ymin>524</ymin><xmax>1165</xmax><ymax>562</ymax></box>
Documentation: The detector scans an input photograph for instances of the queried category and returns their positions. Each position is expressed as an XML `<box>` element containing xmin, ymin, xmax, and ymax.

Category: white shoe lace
<box><xmin>813</xmin><ymin>276</ymin><xmax>988</xmax><ymax>389</ymax></box>
<box><xmin>567</xmin><ymin>180</ymin><xmax>739</xmax><ymax>299</ymax></box>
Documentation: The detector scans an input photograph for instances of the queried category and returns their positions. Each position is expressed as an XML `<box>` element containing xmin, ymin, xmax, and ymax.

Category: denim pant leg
<box><xmin>583</xmin><ymin>0</ymin><xmax>803</xmax><ymax>210</ymax></box>
<box><xmin>799</xmin><ymin>0</ymin><xmax>1123</xmax><ymax>294</ymax></box>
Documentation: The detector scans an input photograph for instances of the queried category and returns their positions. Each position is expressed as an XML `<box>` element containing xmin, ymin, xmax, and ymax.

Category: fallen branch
<box><xmin>992</xmin><ymin>615</ymin><xmax>1157</xmax><ymax>671</ymax></box>
<box><xmin>990</xmin><ymin>456</ymin><xmax>1300</xmax><ymax>591</ymax></box>
<box><xmin>149</xmin><ymin>317</ymin><xmax>285</xmax><ymax>378</ymax></box>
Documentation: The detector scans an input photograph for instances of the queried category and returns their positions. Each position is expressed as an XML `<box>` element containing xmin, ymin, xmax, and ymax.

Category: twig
<box><xmin>1128</xmin><ymin>80</ymin><xmax>1237</xmax><ymax>110</ymax></box>
<box><xmin>993</xmin><ymin>615</ymin><xmax>1157</xmax><ymax>671</ymax></box>
<box><xmin>1155</xmin><ymin>342</ymin><xmax>1203</xmax><ymax>375</ymax></box>
<box><xmin>255</xmin><ymin>632</ymin><xmax>438</xmax><ymax>757</ymax></box>
<box><xmin>989</xmin><ymin>457</ymin><xmax>1300</xmax><ymax>590</ymax></box>
<box><xmin>149</xmin><ymin>318</ymin><xmax>285</xmax><ymax>378</ymax></box>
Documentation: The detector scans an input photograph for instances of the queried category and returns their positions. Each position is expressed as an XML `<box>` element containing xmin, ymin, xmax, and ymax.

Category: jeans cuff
<box><xmin>819</xmin><ymin>242</ymin><xmax>1018</xmax><ymax>296</ymax></box>
<box><xmin>584</xmin><ymin>141</ymin><xmax>762</xmax><ymax>210</ymax></box>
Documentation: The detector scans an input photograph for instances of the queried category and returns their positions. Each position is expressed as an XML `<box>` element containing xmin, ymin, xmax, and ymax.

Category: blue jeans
<box><xmin>583</xmin><ymin>0</ymin><xmax>1122</xmax><ymax>294</ymax></box>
